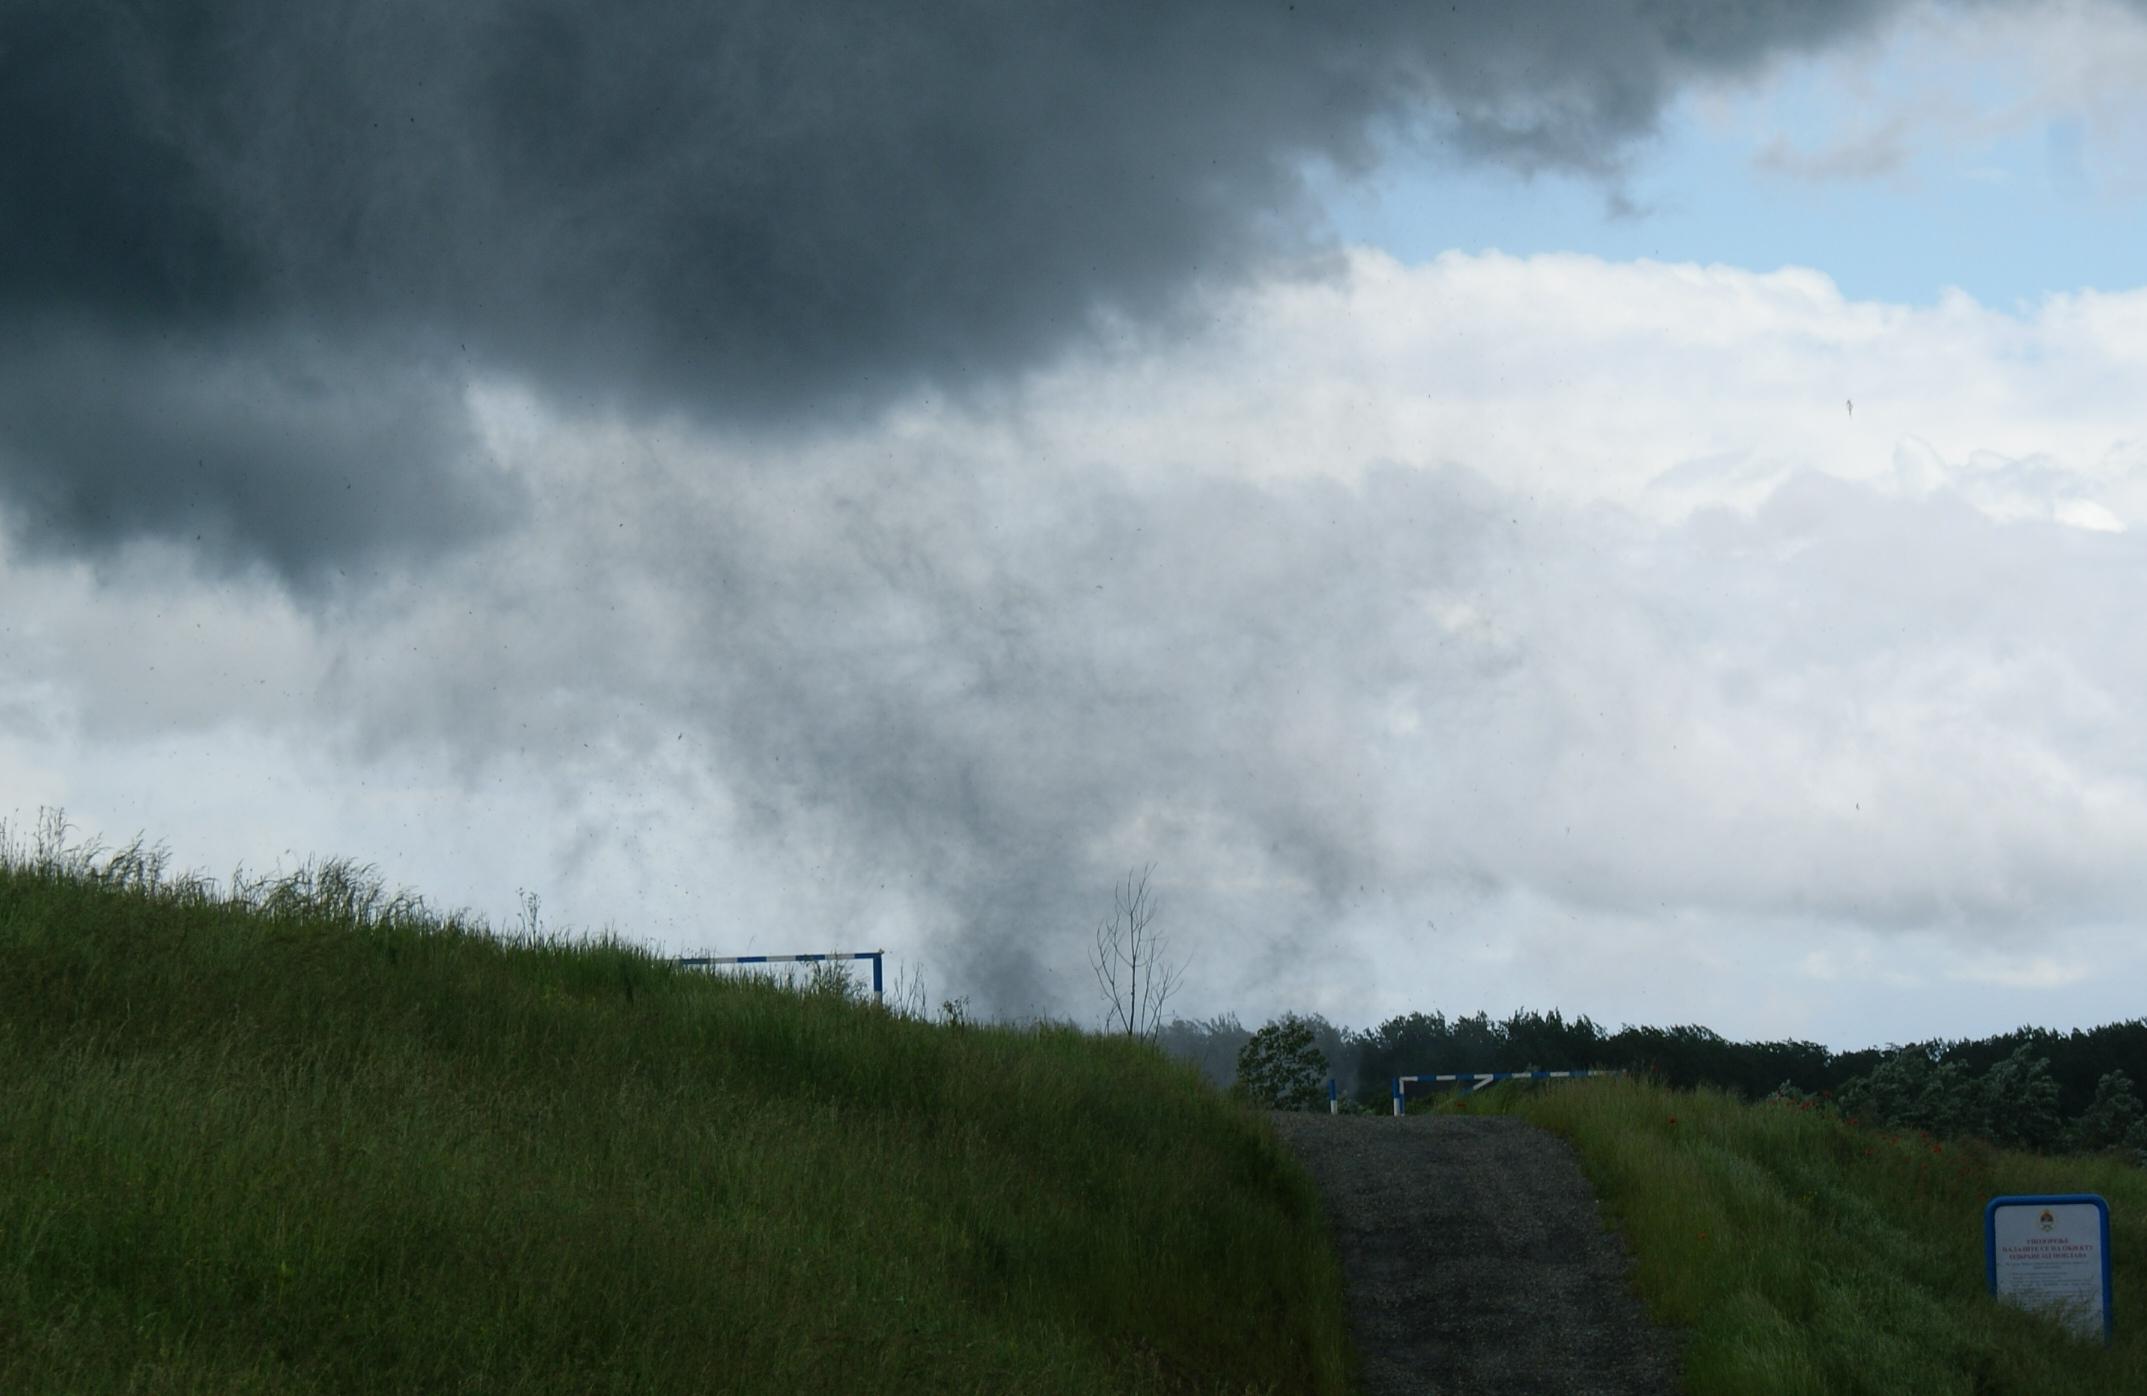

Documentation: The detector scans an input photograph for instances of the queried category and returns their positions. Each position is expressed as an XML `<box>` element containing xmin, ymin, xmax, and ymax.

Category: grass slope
<box><xmin>0</xmin><ymin>837</ymin><xmax>1350</xmax><ymax>1395</ymax></box>
<box><xmin>1446</xmin><ymin>1075</ymin><xmax>2145</xmax><ymax>1394</ymax></box>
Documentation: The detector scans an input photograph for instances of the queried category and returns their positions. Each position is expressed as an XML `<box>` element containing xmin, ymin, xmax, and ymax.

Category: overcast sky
<box><xmin>6</xmin><ymin>0</ymin><xmax>2146</xmax><ymax>1050</ymax></box>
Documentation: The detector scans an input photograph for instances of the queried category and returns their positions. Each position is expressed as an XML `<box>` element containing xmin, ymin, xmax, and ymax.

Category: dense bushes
<box><xmin>2077</xmin><ymin>1069</ymin><xmax>2147</xmax><ymax>1151</ymax></box>
<box><xmin>1811</xmin><ymin>1046</ymin><xmax>2147</xmax><ymax>1157</ymax></box>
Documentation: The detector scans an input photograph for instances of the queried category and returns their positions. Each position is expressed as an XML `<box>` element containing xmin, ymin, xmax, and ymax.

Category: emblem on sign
<box><xmin>2039</xmin><ymin>1210</ymin><xmax>2055</xmax><ymax>1233</ymax></box>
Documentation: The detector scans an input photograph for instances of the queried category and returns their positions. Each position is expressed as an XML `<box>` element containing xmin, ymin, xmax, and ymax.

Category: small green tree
<box><xmin>1839</xmin><ymin>1046</ymin><xmax>1936</xmax><ymax>1127</ymax></box>
<box><xmin>2070</xmin><ymin>1069</ymin><xmax>2147</xmax><ymax>1152</ymax></box>
<box><xmin>1977</xmin><ymin>1044</ymin><xmax>2065</xmax><ymax>1151</ymax></box>
<box><xmin>1918</xmin><ymin>1060</ymin><xmax>1981</xmax><ymax>1137</ymax></box>
<box><xmin>1235</xmin><ymin>1014</ymin><xmax>1329</xmax><ymax>1111</ymax></box>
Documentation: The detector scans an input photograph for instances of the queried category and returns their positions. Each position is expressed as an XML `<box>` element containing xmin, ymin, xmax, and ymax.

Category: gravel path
<box><xmin>1270</xmin><ymin>1112</ymin><xmax>1682</xmax><ymax>1396</ymax></box>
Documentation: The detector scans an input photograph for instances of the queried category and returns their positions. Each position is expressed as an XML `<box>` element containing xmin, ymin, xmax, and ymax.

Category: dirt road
<box><xmin>1269</xmin><ymin>1112</ymin><xmax>1681</xmax><ymax>1396</ymax></box>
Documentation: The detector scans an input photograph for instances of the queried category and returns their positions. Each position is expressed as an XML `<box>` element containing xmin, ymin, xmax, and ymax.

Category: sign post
<box><xmin>1985</xmin><ymin>1194</ymin><xmax>2113</xmax><ymax>1343</ymax></box>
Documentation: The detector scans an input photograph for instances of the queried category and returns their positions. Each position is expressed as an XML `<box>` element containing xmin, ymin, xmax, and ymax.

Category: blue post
<box><xmin>1328</xmin><ymin>1078</ymin><xmax>1338</xmax><ymax>1115</ymax></box>
<box><xmin>1391</xmin><ymin>1076</ymin><xmax>1403</xmax><ymax>1116</ymax></box>
<box><xmin>871</xmin><ymin>951</ymin><xmax>883</xmax><ymax>1001</ymax></box>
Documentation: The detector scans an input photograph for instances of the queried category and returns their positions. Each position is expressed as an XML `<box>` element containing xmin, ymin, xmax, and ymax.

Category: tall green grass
<box><xmin>1446</xmin><ymin>1075</ymin><xmax>2145</xmax><ymax>1393</ymax></box>
<box><xmin>0</xmin><ymin>824</ymin><xmax>1349</xmax><ymax>1394</ymax></box>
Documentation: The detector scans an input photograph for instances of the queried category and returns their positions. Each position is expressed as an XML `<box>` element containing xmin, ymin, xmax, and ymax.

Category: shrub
<box><xmin>1839</xmin><ymin>1043</ymin><xmax>2069</xmax><ymax>1152</ymax></box>
<box><xmin>1235</xmin><ymin>1014</ymin><xmax>1329</xmax><ymax>1111</ymax></box>
<box><xmin>1977</xmin><ymin>1044</ymin><xmax>2064</xmax><ymax>1151</ymax></box>
<box><xmin>2071</xmin><ymin>1068</ymin><xmax>2147</xmax><ymax>1153</ymax></box>
<box><xmin>803</xmin><ymin>957</ymin><xmax>864</xmax><ymax>1002</ymax></box>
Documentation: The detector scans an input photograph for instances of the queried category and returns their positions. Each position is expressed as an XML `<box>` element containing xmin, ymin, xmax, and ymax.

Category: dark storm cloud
<box><xmin>0</xmin><ymin>324</ymin><xmax>513</xmax><ymax>586</ymax></box>
<box><xmin>2</xmin><ymin>0</ymin><xmax>1905</xmax><ymax>579</ymax></box>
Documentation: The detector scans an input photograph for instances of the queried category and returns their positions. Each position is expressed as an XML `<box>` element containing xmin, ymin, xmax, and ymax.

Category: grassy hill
<box><xmin>0</xmin><ymin>828</ymin><xmax>1350</xmax><ymax>1394</ymax></box>
<box><xmin>1444</xmin><ymin>1075</ymin><xmax>2146</xmax><ymax>1394</ymax></box>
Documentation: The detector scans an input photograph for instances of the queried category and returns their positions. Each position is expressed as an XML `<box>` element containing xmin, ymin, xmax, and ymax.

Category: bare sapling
<box><xmin>1090</xmin><ymin>864</ymin><xmax>1185</xmax><ymax>1042</ymax></box>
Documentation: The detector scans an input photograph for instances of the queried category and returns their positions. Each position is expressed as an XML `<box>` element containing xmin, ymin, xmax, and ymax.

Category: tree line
<box><xmin>1078</xmin><ymin>871</ymin><xmax>2140</xmax><ymax>1156</ymax></box>
<box><xmin>1160</xmin><ymin>1008</ymin><xmax>2147</xmax><ymax>1156</ymax></box>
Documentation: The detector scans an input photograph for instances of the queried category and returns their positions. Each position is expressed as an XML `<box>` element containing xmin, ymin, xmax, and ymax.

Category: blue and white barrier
<box><xmin>1391</xmin><ymin>1069</ymin><xmax>1620</xmax><ymax>1115</ymax></box>
<box><xmin>678</xmin><ymin>949</ymin><xmax>885</xmax><ymax>1001</ymax></box>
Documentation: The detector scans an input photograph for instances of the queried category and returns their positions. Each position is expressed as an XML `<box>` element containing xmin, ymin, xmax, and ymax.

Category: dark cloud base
<box><xmin>3</xmin><ymin>0</ymin><xmax>1903</xmax><ymax>581</ymax></box>
<box><xmin>0</xmin><ymin>321</ymin><xmax>520</xmax><ymax>589</ymax></box>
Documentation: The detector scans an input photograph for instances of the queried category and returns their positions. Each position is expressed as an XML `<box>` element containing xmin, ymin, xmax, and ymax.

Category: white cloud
<box><xmin>6</xmin><ymin>247</ymin><xmax>2146</xmax><ymax>1046</ymax></box>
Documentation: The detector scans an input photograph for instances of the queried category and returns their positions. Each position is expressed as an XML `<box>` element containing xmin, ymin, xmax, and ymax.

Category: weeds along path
<box><xmin>1270</xmin><ymin>1112</ymin><xmax>1681</xmax><ymax>1396</ymax></box>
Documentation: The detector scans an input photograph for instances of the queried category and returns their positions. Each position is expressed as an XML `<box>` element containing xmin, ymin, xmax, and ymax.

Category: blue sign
<box><xmin>1985</xmin><ymin>1194</ymin><xmax>2112</xmax><ymax>1343</ymax></box>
